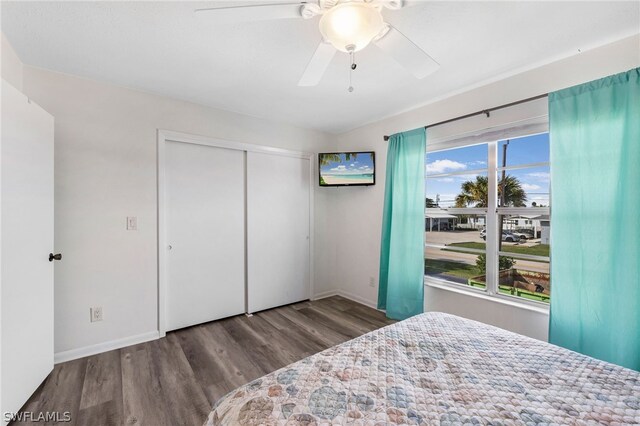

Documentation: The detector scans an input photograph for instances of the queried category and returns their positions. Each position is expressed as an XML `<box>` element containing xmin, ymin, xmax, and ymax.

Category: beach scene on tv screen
<box><xmin>320</xmin><ymin>152</ymin><xmax>374</xmax><ymax>185</ymax></box>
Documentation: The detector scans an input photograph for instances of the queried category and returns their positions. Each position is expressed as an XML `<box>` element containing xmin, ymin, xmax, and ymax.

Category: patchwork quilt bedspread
<box><xmin>205</xmin><ymin>312</ymin><xmax>640</xmax><ymax>425</ymax></box>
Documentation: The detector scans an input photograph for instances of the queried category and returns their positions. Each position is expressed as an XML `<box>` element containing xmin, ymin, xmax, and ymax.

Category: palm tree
<box><xmin>455</xmin><ymin>176</ymin><xmax>490</xmax><ymax>208</ymax></box>
<box><xmin>454</xmin><ymin>175</ymin><xmax>527</xmax><ymax>208</ymax></box>
<box><xmin>319</xmin><ymin>153</ymin><xmax>358</xmax><ymax>166</ymax></box>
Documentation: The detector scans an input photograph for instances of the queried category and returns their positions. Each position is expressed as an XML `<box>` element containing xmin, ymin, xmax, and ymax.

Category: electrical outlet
<box><xmin>126</xmin><ymin>216</ymin><xmax>137</xmax><ymax>231</ymax></box>
<box><xmin>369</xmin><ymin>276</ymin><xmax>376</xmax><ymax>288</ymax></box>
<box><xmin>90</xmin><ymin>307</ymin><xmax>103</xmax><ymax>322</ymax></box>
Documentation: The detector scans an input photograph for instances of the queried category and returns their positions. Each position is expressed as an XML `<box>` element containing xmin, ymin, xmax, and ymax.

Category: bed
<box><xmin>205</xmin><ymin>312</ymin><xmax>640</xmax><ymax>425</ymax></box>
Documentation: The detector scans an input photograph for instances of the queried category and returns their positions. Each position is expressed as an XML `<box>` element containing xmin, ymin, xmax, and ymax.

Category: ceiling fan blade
<box><xmin>298</xmin><ymin>42</ymin><xmax>336</xmax><ymax>86</ymax></box>
<box><xmin>195</xmin><ymin>2</ymin><xmax>306</xmax><ymax>22</ymax></box>
<box><xmin>374</xmin><ymin>25</ymin><xmax>440</xmax><ymax>79</ymax></box>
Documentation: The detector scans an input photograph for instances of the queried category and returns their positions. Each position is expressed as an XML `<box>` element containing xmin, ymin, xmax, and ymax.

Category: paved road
<box><xmin>425</xmin><ymin>230</ymin><xmax>549</xmax><ymax>274</ymax></box>
<box><xmin>425</xmin><ymin>247</ymin><xmax>549</xmax><ymax>274</ymax></box>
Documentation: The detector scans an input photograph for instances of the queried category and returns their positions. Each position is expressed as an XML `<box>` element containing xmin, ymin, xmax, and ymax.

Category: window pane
<box><xmin>425</xmin><ymin>213</ymin><xmax>486</xmax><ymax>241</ymax></box>
<box><xmin>497</xmin><ymin>166</ymin><xmax>550</xmax><ymax>208</ymax></box>
<box><xmin>498</xmin><ymin>133</ymin><xmax>549</xmax><ymax>167</ymax></box>
<box><xmin>425</xmin><ymin>214</ymin><xmax>486</xmax><ymax>286</ymax></box>
<box><xmin>426</xmin><ymin>173</ymin><xmax>488</xmax><ymax>208</ymax></box>
<box><xmin>426</xmin><ymin>144</ymin><xmax>487</xmax><ymax>176</ymax></box>
<box><xmin>496</xmin><ymin>215</ymin><xmax>550</xmax><ymax>303</ymax></box>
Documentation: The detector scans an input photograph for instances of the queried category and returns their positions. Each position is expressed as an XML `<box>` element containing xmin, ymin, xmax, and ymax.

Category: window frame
<box><xmin>425</xmin><ymin>131</ymin><xmax>551</xmax><ymax>310</ymax></box>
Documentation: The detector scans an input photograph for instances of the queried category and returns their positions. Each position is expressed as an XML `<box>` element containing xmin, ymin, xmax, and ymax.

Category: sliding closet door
<box><xmin>165</xmin><ymin>141</ymin><xmax>245</xmax><ymax>331</ymax></box>
<box><xmin>246</xmin><ymin>152</ymin><xmax>310</xmax><ymax>313</ymax></box>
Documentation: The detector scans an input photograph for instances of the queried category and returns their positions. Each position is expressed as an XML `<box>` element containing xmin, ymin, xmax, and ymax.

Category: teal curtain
<box><xmin>378</xmin><ymin>128</ymin><xmax>426</xmax><ymax>320</ymax></box>
<box><xmin>549</xmin><ymin>68</ymin><xmax>640</xmax><ymax>371</ymax></box>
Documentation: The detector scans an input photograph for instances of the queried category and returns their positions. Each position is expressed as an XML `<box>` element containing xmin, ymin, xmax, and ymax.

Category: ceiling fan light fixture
<box><xmin>319</xmin><ymin>2</ymin><xmax>384</xmax><ymax>53</ymax></box>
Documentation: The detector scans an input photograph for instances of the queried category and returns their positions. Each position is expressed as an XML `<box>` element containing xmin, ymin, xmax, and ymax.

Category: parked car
<box><xmin>502</xmin><ymin>232</ymin><xmax>521</xmax><ymax>242</ymax></box>
<box><xmin>481</xmin><ymin>231</ymin><xmax>521</xmax><ymax>242</ymax></box>
<box><xmin>509</xmin><ymin>230</ymin><xmax>530</xmax><ymax>240</ymax></box>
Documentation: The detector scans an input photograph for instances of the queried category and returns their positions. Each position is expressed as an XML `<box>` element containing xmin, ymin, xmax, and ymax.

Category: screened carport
<box><xmin>425</xmin><ymin>211</ymin><xmax>457</xmax><ymax>231</ymax></box>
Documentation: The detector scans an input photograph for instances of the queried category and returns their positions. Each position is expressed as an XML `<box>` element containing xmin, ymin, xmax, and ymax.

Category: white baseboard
<box><xmin>311</xmin><ymin>289</ymin><xmax>340</xmax><ymax>300</ymax></box>
<box><xmin>313</xmin><ymin>289</ymin><xmax>379</xmax><ymax>311</ymax></box>
<box><xmin>54</xmin><ymin>292</ymin><xmax>378</xmax><ymax>364</ymax></box>
<box><xmin>337</xmin><ymin>290</ymin><xmax>378</xmax><ymax>310</ymax></box>
<box><xmin>54</xmin><ymin>331</ymin><xmax>160</xmax><ymax>364</ymax></box>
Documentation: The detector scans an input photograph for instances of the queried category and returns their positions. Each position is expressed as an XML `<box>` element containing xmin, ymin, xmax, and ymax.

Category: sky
<box><xmin>320</xmin><ymin>152</ymin><xmax>374</xmax><ymax>176</ymax></box>
<box><xmin>426</xmin><ymin>133</ymin><xmax>550</xmax><ymax>207</ymax></box>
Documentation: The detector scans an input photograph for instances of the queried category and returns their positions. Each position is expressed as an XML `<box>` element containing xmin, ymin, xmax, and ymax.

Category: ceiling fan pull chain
<box><xmin>348</xmin><ymin>45</ymin><xmax>356</xmax><ymax>93</ymax></box>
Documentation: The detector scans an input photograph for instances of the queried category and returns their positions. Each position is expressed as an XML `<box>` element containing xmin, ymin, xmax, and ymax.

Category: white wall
<box><xmin>21</xmin><ymin>66</ymin><xmax>331</xmax><ymax>359</ymax></box>
<box><xmin>1</xmin><ymin>32</ymin><xmax>23</xmax><ymax>91</ymax></box>
<box><xmin>320</xmin><ymin>34</ymin><xmax>640</xmax><ymax>340</ymax></box>
<box><xmin>6</xmin><ymin>32</ymin><xmax>640</xmax><ymax>358</ymax></box>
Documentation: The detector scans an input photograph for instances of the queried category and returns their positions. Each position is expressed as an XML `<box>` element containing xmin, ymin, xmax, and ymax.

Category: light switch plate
<box><xmin>126</xmin><ymin>216</ymin><xmax>137</xmax><ymax>231</ymax></box>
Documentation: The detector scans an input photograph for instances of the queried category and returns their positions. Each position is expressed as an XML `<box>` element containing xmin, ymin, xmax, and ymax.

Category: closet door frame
<box><xmin>157</xmin><ymin>130</ymin><xmax>314</xmax><ymax>336</ymax></box>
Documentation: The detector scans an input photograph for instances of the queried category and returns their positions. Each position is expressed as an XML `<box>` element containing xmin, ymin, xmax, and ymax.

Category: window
<box><xmin>425</xmin><ymin>133</ymin><xmax>551</xmax><ymax>305</ymax></box>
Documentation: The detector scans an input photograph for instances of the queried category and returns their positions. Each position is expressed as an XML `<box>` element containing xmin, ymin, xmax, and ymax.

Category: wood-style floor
<box><xmin>17</xmin><ymin>296</ymin><xmax>394</xmax><ymax>426</ymax></box>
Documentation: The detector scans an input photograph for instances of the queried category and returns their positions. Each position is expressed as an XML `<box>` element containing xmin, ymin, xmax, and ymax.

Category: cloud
<box><xmin>466</xmin><ymin>160</ymin><xmax>487</xmax><ymax>166</ymax></box>
<box><xmin>455</xmin><ymin>174</ymin><xmax>480</xmax><ymax>181</ymax></box>
<box><xmin>326</xmin><ymin>165</ymin><xmax>373</xmax><ymax>175</ymax></box>
<box><xmin>526</xmin><ymin>172</ymin><xmax>550</xmax><ymax>182</ymax></box>
<box><xmin>521</xmin><ymin>183</ymin><xmax>542</xmax><ymax>191</ymax></box>
<box><xmin>436</xmin><ymin>178</ymin><xmax>454</xmax><ymax>183</ymax></box>
<box><xmin>426</xmin><ymin>159</ymin><xmax>467</xmax><ymax>174</ymax></box>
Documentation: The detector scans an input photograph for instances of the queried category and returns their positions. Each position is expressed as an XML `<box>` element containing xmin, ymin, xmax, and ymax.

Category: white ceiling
<box><xmin>2</xmin><ymin>1</ymin><xmax>639</xmax><ymax>133</ymax></box>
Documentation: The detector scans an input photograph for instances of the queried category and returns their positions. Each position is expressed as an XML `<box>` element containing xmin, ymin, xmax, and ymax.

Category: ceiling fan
<box><xmin>195</xmin><ymin>0</ymin><xmax>440</xmax><ymax>89</ymax></box>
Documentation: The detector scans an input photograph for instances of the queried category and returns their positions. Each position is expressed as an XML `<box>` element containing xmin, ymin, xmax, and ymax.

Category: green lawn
<box><xmin>444</xmin><ymin>242</ymin><xmax>550</xmax><ymax>259</ymax></box>
<box><xmin>424</xmin><ymin>259</ymin><xmax>482</xmax><ymax>279</ymax></box>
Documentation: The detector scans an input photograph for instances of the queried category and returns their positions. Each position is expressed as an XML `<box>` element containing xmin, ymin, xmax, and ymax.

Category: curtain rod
<box><xmin>383</xmin><ymin>93</ymin><xmax>548</xmax><ymax>141</ymax></box>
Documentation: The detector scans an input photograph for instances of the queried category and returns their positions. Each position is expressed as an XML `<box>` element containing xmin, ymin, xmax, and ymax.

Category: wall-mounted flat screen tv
<box><xmin>319</xmin><ymin>151</ymin><xmax>375</xmax><ymax>187</ymax></box>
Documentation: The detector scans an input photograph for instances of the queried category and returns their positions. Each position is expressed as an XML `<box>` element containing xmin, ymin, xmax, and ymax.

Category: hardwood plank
<box><xmin>277</xmin><ymin>305</ymin><xmax>351</xmax><ymax>345</ymax></box>
<box><xmin>316</xmin><ymin>296</ymin><xmax>393</xmax><ymax>328</ymax></box>
<box><xmin>225</xmin><ymin>316</ymin><xmax>306</xmax><ymax>364</ymax></box>
<box><xmin>296</xmin><ymin>306</ymin><xmax>364</xmax><ymax>339</ymax></box>
<box><xmin>121</xmin><ymin>346</ymin><xmax>168</xmax><ymax>426</ymax></box>
<box><xmin>243</xmin><ymin>343</ymin><xmax>293</xmax><ymax>374</ymax></box>
<box><xmin>204</xmin><ymin>382</ymin><xmax>237</xmax><ymax>408</ymax></box>
<box><xmin>315</xmin><ymin>295</ymin><xmax>353</xmax><ymax>312</ymax></box>
<box><xmin>220</xmin><ymin>315</ymin><xmax>271</xmax><ymax>347</ymax></box>
<box><xmin>256</xmin><ymin>309</ymin><xmax>334</xmax><ymax>357</ymax></box>
<box><xmin>174</xmin><ymin>325</ymin><xmax>228</xmax><ymax>389</ymax></box>
<box><xmin>79</xmin><ymin>350</ymin><xmax>122</xmax><ymax>411</ymax></box>
<box><xmin>312</xmin><ymin>299</ymin><xmax>395</xmax><ymax>331</ymax></box>
<box><xmin>344</xmin><ymin>302</ymin><xmax>396</xmax><ymax>327</ymax></box>
<box><xmin>256</xmin><ymin>308</ymin><xmax>293</xmax><ymax>331</ymax></box>
<box><xmin>30</xmin><ymin>357</ymin><xmax>87</xmax><ymax>426</ymax></box>
<box><xmin>203</xmin><ymin>321</ymin><xmax>265</xmax><ymax>386</ymax></box>
<box><xmin>306</xmin><ymin>303</ymin><xmax>381</xmax><ymax>336</ymax></box>
<box><xmin>76</xmin><ymin>400</ymin><xmax>120</xmax><ymax>426</ymax></box>
<box><xmin>16</xmin><ymin>296</ymin><xmax>391</xmax><ymax>425</ymax></box>
<box><xmin>148</xmin><ymin>334</ymin><xmax>210</xmax><ymax>425</ymax></box>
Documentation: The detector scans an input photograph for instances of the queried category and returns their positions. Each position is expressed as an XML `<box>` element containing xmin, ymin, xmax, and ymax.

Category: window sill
<box><xmin>424</xmin><ymin>277</ymin><xmax>550</xmax><ymax>315</ymax></box>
